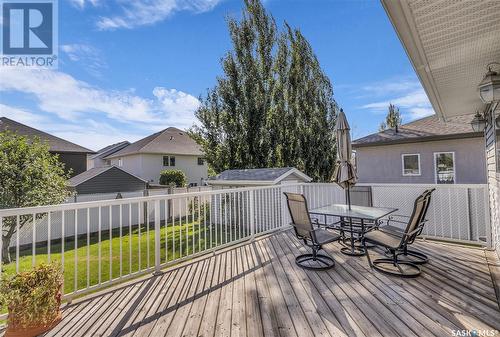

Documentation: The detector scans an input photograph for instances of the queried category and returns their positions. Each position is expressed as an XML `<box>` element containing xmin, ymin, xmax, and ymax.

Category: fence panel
<box><xmin>365</xmin><ymin>184</ymin><xmax>490</xmax><ymax>245</ymax></box>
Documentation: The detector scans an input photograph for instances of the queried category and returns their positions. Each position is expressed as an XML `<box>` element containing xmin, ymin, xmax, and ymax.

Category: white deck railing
<box><xmin>0</xmin><ymin>182</ymin><xmax>491</xmax><ymax>300</ymax></box>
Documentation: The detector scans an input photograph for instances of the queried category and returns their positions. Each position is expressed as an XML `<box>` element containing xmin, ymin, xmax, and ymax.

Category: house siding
<box><xmin>110</xmin><ymin>153</ymin><xmax>208</xmax><ymax>185</ymax></box>
<box><xmin>74</xmin><ymin>167</ymin><xmax>147</xmax><ymax>194</ymax></box>
<box><xmin>55</xmin><ymin>152</ymin><xmax>88</xmax><ymax>177</ymax></box>
<box><xmin>485</xmin><ymin>105</ymin><xmax>500</xmax><ymax>258</ymax></box>
<box><xmin>355</xmin><ymin>137</ymin><xmax>486</xmax><ymax>184</ymax></box>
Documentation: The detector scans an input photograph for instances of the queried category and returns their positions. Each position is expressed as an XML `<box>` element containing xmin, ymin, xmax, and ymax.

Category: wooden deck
<box><xmin>43</xmin><ymin>230</ymin><xmax>500</xmax><ymax>337</ymax></box>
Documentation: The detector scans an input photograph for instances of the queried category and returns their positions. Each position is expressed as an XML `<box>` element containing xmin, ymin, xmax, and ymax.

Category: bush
<box><xmin>159</xmin><ymin>169</ymin><xmax>187</xmax><ymax>187</ymax></box>
<box><xmin>0</xmin><ymin>263</ymin><xmax>63</xmax><ymax>328</ymax></box>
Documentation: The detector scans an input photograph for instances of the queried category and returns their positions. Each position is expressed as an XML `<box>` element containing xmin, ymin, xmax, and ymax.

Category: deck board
<box><xmin>34</xmin><ymin>230</ymin><xmax>500</xmax><ymax>337</ymax></box>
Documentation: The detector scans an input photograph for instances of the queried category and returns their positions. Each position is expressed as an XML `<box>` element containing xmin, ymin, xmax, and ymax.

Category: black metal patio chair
<box><xmin>379</xmin><ymin>188</ymin><xmax>435</xmax><ymax>264</ymax></box>
<box><xmin>363</xmin><ymin>192</ymin><xmax>429</xmax><ymax>277</ymax></box>
<box><xmin>284</xmin><ymin>192</ymin><xmax>341</xmax><ymax>270</ymax></box>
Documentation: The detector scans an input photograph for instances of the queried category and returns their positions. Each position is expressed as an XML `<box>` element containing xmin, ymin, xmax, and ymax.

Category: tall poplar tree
<box><xmin>190</xmin><ymin>0</ymin><xmax>339</xmax><ymax>181</ymax></box>
<box><xmin>379</xmin><ymin>103</ymin><xmax>402</xmax><ymax>132</ymax></box>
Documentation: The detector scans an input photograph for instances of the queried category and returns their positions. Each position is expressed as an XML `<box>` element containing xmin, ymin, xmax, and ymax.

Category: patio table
<box><xmin>309</xmin><ymin>204</ymin><xmax>397</xmax><ymax>256</ymax></box>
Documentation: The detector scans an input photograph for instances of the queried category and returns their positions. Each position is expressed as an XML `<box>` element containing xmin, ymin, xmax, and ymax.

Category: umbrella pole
<box><xmin>347</xmin><ymin>186</ymin><xmax>351</xmax><ymax>210</ymax></box>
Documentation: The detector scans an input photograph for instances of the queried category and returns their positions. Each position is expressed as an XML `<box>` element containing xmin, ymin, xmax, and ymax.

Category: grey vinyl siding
<box><xmin>55</xmin><ymin>152</ymin><xmax>88</xmax><ymax>177</ymax></box>
<box><xmin>355</xmin><ymin>137</ymin><xmax>486</xmax><ymax>184</ymax></box>
<box><xmin>485</xmin><ymin>105</ymin><xmax>500</xmax><ymax>258</ymax></box>
<box><xmin>74</xmin><ymin>167</ymin><xmax>147</xmax><ymax>194</ymax></box>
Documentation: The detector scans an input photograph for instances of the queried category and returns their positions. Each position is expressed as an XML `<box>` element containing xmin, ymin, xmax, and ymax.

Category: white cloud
<box><xmin>361</xmin><ymin>79</ymin><xmax>422</xmax><ymax>96</ymax></box>
<box><xmin>61</xmin><ymin>43</ymin><xmax>106</xmax><ymax>77</ymax></box>
<box><xmin>0</xmin><ymin>103</ymin><xmax>145</xmax><ymax>150</ymax></box>
<box><xmin>361</xmin><ymin>79</ymin><xmax>434</xmax><ymax>122</ymax></box>
<box><xmin>0</xmin><ymin>67</ymin><xmax>200</xmax><ymax>129</ymax></box>
<box><xmin>96</xmin><ymin>0</ymin><xmax>222</xmax><ymax>30</ymax></box>
<box><xmin>362</xmin><ymin>89</ymin><xmax>430</xmax><ymax>111</ymax></box>
<box><xmin>406</xmin><ymin>107</ymin><xmax>434</xmax><ymax>120</ymax></box>
<box><xmin>153</xmin><ymin>87</ymin><xmax>201</xmax><ymax>125</ymax></box>
<box><xmin>69</xmin><ymin>0</ymin><xmax>100</xmax><ymax>9</ymax></box>
<box><xmin>0</xmin><ymin>104</ymin><xmax>45</xmax><ymax>124</ymax></box>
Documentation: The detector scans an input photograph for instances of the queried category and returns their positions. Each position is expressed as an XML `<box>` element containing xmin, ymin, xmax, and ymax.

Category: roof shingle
<box><xmin>105</xmin><ymin>127</ymin><xmax>203</xmax><ymax>158</ymax></box>
<box><xmin>353</xmin><ymin>114</ymin><xmax>480</xmax><ymax>147</ymax></box>
<box><xmin>0</xmin><ymin>117</ymin><xmax>94</xmax><ymax>153</ymax></box>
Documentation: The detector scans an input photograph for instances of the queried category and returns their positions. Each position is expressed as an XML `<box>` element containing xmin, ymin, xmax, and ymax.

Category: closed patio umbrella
<box><xmin>332</xmin><ymin>109</ymin><xmax>357</xmax><ymax>209</ymax></box>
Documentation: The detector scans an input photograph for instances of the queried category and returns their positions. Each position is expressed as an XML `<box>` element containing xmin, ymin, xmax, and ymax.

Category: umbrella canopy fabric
<box><xmin>332</xmin><ymin>110</ymin><xmax>357</xmax><ymax>189</ymax></box>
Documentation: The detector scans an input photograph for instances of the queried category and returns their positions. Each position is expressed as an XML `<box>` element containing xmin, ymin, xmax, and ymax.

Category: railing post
<box><xmin>154</xmin><ymin>199</ymin><xmax>161</xmax><ymax>275</ymax></box>
<box><xmin>250</xmin><ymin>190</ymin><xmax>255</xmax><ymax>240</ymax></box>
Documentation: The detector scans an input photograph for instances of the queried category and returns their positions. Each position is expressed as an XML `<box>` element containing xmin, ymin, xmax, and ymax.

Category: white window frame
<box><xmin>118</xmin><ymin>158</ymin><xmax>123</xmax><ymax>167</ymax></box>
<box><xmin>401</xmin><ymin>153</ymin><xmax>421</xmax><ymax>176</ymax></box>
<box><xmin>163</xmin><ymin>155</ymin><xmax>176</xmax><ymax>167</ymax></box>
<box><xmin>433</xmin><ymin>151</ymin><xmax>456</xmax><ymax>184</ymax></box>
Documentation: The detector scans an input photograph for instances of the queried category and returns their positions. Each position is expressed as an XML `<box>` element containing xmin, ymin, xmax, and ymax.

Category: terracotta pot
<box><xmin>4</xmin><ymin>311</ymin><xmax>62</xmax><ymax>337</ymax></box>
<box><xmin>4</xmin><ymin>290</ymin><xmax>63</xmax><ymax>337</ymax></box>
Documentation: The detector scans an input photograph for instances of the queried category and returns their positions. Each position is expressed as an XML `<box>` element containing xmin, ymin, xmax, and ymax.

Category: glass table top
<box><xmin>309</xmin><ymin>204</ymin><xmax>397</xmax><ymax>221</ymax></box>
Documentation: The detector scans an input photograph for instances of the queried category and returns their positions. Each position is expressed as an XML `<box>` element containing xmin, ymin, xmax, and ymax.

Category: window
<box><xmin>402</xmin><ymin>154</ymin><xmax>420</xmax><ymax>176</ymax></box>
<box><xmin>197</xmin><ymin>157</ymin><xmax>205</xmax><ymax>165</ymax></box>
<box><xmin>163</xmin><ymin>155</ymin><xmax>175</xmax><ymax>167</ymax></box>
<box><xmin>434</xmin><ymin>152</ymin><xmax>455</xmax><ymax>184</ymax></box>
<box><xmin>118</xmin><ymin>158</ymin><xmax>123</xmax><ymax>167</ymax></box>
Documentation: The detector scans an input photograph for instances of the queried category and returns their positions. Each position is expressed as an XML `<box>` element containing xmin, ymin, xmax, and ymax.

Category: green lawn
<box><xmin>2</xmin><ymin>219</ymin><xmax>248</xmax><ymax>295</ymax></box>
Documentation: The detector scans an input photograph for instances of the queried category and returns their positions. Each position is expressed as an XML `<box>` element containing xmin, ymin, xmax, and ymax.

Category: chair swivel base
<box><xmin>341</xmin><ymin>246</ymin><xmax>366</xmax><ymax>256</ymax></box>
<box><xmin>295</xmin><ymin>253</ymin><xmax>335</xmax><ymax>270</ymax></box>
<box><xmin>384</xmin><ymin>249</ymin><xmax>428</xmax><ymax>265</ymax></box>
<box><xmin>372</xmin><ymin>258</ymin><xmax>421</xmax><ymax>278</ymax></box>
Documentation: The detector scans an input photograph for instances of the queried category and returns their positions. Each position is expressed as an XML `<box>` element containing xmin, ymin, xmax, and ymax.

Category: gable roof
<box><xmin>68</xmin><ymin>166</ymin><xmax>147</xmax><ymax>187</ymax></box>
<box><xmin>105</xmin><ymin>127</ymin><xmax>203</xmax><ymax>159</ymax></box>
<box><xmin>209</xmin><ymin>167</ymin><xmax>312</xmax><ymax>185</ymax></box>
<box><xmin>352</xmin><ymin>114</ymin><xmax>482</xmax><ymax>148</ymax></box>
<box><xmin>90</xmin><ymin>141</ymin><xmax>130</xmax><ymax>160</ymax></box>
<box><xmin>0</xmin><ymin>117</ymin><xmax>94</xmax><ymax>153</ymax></box>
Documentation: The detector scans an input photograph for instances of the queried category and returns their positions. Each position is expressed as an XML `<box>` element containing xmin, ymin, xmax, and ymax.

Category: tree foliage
<box><xmin>0</xmin><ymin>132</ymin><xmax>70</xmax><ymax>263</ymax></box>
<box><xmin>159</xmin><ymin>169</ymin><xmax>187</xmax><ymax>187</ymax></box>
<box><xmin>379</xmin><ymin>103</ymin><xmax>402</xmax><ymax>132</ymax></box>
<box><xmin>190</xmin><ymin>0</ymin><xmax>339</xmax><ymax>181</ymax></box>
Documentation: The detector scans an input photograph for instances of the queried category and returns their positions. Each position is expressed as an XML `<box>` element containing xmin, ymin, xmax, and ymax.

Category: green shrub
<box><xmin>0</xmin><ymin>263</ymin><xmax>63</xmax><ymax>328</ymax></box>
<box><xmin>159</xmin><ymin>169</ymin><xmax>187</xmax><ymax>187</ymax></box>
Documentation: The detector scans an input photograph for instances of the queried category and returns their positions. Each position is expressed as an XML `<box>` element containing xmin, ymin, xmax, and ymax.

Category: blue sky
<box><xmin>0</xmin><ymin>0</ymin><xmax>434</xmax><ymax>150</ymax></box>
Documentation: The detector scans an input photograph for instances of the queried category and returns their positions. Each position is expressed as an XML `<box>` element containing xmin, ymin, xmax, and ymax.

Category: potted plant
<box><xmin>0</xmin><ymin>263</ymin><xmax>63</xmax><ymax>337</ymax></box>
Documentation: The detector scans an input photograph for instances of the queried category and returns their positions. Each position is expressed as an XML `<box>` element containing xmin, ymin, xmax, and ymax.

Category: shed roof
<box><xmin>68</xmin><ymin>166</ymin><xmax>147</xmax><ymax>187</ymax></box>
<box><xmin>209</xmin><ymin>167</ymin><xmax>312</xmax><ymax>185</ymax></box>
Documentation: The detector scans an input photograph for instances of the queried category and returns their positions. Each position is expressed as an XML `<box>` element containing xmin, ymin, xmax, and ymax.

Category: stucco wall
<box><xmin>355</xmin><ymin>137</ymin><xmax>486</xmax><ymax>184</ymax></box>
<box><xmin>110</xmin><ymin>153</ymin><xmax>208</xmax><ymax>185</ymax></box>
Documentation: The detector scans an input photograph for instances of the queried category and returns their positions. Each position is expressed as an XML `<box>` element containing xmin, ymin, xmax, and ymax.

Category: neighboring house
<box><xmin>104</xmin><ymin>127</ymin><xmax>208</xmax><ymax>186</ymax></box>
<box><xmin>352</xmin><ymin>114</ymin><xmax>486</xmax><ymax>184</ymax></box>
<box><xmin>0</xmin><ymin>117</ymin><xmax>94</xmax><ymax>177</ymax></box>
<box><xmin>68</xmin><ymin>166</ymin><xmax>148</xmax><ymax>194</ymax></box>
<box><xmin>88</xmin><ymin>141</ymin><xmax>130</xmax><ymax>169</ymax></box>
<box><xmin>208</xmin><ymin>167</ymin><xmax>312</xmax><ymax>187</ymax></box>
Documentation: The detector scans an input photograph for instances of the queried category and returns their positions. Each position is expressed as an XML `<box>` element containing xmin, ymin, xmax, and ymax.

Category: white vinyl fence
<box><xmin>0</xmin><ymin>184</ymin><xmax>297</xmax><ymax>299</ymax></box>
<box><xmin>362</xmin><ymin>184</ymin><xmax>491</xmax><ymax>246</ymax></box>
<box><xmin>0</xmin><ymin>182</ymin><xmax>491</xmax><ymax>300</ymax></box>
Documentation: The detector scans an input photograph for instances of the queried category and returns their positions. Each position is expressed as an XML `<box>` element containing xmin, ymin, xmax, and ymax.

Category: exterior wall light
<box><xmin>478</xmin><ymin>62</ymin><xmax>500</xmax><ymax>104</ymax></box>
<box><xmin>470</xmin><ymin>110</ymin><xmax>487</xmax><ymax>133</ymax></box>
